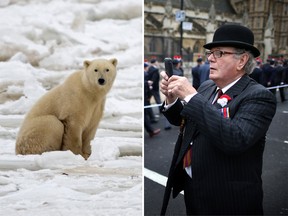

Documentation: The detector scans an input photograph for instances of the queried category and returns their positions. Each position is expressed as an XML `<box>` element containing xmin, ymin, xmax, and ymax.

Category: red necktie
<box><xmin>183</xmin><ymin>145</ymin><xmax>192</xmax><ymax>168</ymax></box>
<box><xmin>213</xmin><ymin>89</ymin><xmax>223</xmax><ymax>104</ymax></box>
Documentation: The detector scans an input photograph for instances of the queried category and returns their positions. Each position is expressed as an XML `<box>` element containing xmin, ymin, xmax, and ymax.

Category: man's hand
<box><xmin>160</xmin><ymin>71</ymin><xmax>177</xmax><ymax>104</ymax></box>
<box><xmin>160</xmin><ymin>71</ymin><xmax>197</xmax><ymax>104</ymax></box>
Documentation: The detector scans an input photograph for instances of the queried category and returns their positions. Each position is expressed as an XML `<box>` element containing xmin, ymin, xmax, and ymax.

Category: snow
<box><xmin>0</xmin><ymin>0</ymin><xmax>143</xmax><ymax>215</ymax></box>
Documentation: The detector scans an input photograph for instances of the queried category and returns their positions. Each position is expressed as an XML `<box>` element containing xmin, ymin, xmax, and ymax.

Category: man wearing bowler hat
<box><xmin>160</xmin><ymin>24</ymin><xmax>277</xmax><ymax>215</ymax></box>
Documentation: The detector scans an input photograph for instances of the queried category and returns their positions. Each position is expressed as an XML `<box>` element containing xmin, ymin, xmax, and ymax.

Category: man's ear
<box><xmin>237</xmin><ymin>54</ymin><xmax>249</xmax><ymax>70</ymax></box>
<box><xmin>110</xmin><ymin>58</ymin><xmax>118</xmax><ymax>67</ymax></box>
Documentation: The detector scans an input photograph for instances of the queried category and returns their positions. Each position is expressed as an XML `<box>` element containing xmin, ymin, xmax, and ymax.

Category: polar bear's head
<box><xmin>83</xmin><ymin>58</ymin><xmax>117</xmax><ymax>93</ymax></box>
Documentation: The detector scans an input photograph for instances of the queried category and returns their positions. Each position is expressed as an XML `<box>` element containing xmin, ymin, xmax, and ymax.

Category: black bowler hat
<box><xmin>203</xmin><ymin>24</ymin><xmax>260</xmax><ymax>57</ymax></box>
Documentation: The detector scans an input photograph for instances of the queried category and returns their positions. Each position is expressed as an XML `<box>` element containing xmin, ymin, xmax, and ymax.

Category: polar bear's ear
<box><xmin>84</xmin><ymin>60</ymin><xmax>91</xmax><ymax>69</ymax></box>
<box><xmin>109</xmin><ymin>58</ymin><xmax>118</xmax><ymax>67</ymax></box>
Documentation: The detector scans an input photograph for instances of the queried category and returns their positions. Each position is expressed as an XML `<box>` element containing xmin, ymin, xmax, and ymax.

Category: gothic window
<box><xmin>258</xmin><ymin>0</ymin><xmax>264</xmax><ymax>11</ymax></box>
<box><xmin>149</xmin><ymin>38</ymin><xmax>157</xmax><ymax>53</ymax></box>
<box><xmin>193</xmin><ymin>41</ymin><xmax>201</xmax><ymax>53</ymax></box>
<box><xmin>252</xmin><ymin>0</ymin><xmax>264</xmax><ymax>11</ymax></box>
<box><xmin>173</xmin><ymin>40</ymin><xmax>181</xmax><ymax>54</ymax></box>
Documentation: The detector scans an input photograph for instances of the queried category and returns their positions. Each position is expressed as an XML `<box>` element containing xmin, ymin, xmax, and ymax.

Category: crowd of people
<box><xmin>250</xmin><ymin>58</ymin><xmax>288</xmax><ymax>102</ymax></box>
<box><xmin>144</xmin><ymin>61</ymin><xmax>161</xmax><ymax>137</ymax></box>
<box><xmin>144</xmin><ymin>54</ymin><xmax>288</xmax><ymax>137</ymax></box>
<box><xmin>144</xmin><ymin>56</ymin><xmax>185</xmax><ymax>137</ymax></box>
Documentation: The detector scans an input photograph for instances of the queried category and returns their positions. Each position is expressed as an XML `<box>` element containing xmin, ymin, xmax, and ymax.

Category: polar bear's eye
<box><xmin>94</xmin><ymin>69</ymin><xmax>98</xmax><ymax>72</ymax></box>
<box><xmin>106</xmin><ymin>69</ymin><xmax>109</xmax><ymax>72</ymax></box>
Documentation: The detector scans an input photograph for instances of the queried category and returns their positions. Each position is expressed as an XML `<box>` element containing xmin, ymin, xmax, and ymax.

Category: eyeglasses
<box><xmin>205</xmin><ymin>50</ymin><xmax>245</xmax><ymax>59</ymax></box>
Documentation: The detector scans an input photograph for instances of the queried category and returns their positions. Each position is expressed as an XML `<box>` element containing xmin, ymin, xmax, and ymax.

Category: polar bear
<box><xmin>15</xmin><ymin>58</ymin><xmax>117</xmax><ymax>159</ymax></box>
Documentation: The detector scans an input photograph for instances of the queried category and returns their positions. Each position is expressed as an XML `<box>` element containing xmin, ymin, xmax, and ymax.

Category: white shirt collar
<box><xmin>217</xmin><ymin>77</ymin><xmax>241</xmax><ymax>93</ymax></box>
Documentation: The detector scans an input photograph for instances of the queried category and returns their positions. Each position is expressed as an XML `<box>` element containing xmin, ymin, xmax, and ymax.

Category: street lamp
<box><xmin>163</xmin><ymin>0</ymin><xmax>173</xmax><ymax>57</ymax></box>
<box><xmin>180</xmin><ymin>0</ymin><xmax>184</xmax><ymax>57</ymax></box>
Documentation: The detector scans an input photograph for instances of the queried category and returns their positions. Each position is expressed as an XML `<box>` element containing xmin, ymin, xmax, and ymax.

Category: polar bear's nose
<box><xmin>98</xmin><ymin>78</ymin><xmax>106</xmax><ymax>85</ymax></box>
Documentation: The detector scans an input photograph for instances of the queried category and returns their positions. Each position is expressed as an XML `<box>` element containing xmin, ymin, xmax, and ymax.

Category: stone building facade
<box><xmin>144</xmin><ymin>0</ymin><xmax>288</xmax><ymax>62</ymax></box>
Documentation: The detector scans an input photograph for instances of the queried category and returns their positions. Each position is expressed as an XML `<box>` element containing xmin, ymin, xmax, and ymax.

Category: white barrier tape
<box><xmin>266</xmin><ymin>84</ymin><xmax>288</xmax><ymax>90</ymax></box>
<box><xmin>144</xmin><ymin>103</ymin><xmax>162</xmax><ymax>109</ymax></box>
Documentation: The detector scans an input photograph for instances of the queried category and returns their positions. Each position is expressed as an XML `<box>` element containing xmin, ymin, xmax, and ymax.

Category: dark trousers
<box><xmin>144</xmin><ymin>108</ymin><xmax>154</xmax><ymax>133</ymax></box>
<box><xmin>270</xmin><ymin>87</ymin><xmax>286</xmax><ymax>102</ymax></box>
<box><xmin>151</xmin><ymin>89</ymin><xmax>161</xmax><ymax>112</ymax></box>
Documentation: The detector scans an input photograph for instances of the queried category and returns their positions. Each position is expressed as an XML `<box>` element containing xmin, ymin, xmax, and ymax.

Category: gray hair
<box><xmin>234</xmin><ymin>48</ymin><xmax>256</xmax><ymax>75</ymax></box>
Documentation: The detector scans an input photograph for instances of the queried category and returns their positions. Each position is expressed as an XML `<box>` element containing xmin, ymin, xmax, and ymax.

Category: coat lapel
<box><xmin>199</xmin><ymin>81</ymin><xmax>217</xmax><ymax>103</ymax></box>
<box><xmin>224</xmin><ymin>75</ymin><xmax>251</xmax><ymax>102</ymax></box>
<box><xmin>213</xmin><ymin>75</ymin><xmax>251</xmax><ymax>109</ymax></box>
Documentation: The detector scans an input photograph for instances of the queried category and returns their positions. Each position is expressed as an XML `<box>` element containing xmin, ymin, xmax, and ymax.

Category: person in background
<box><xmin>147</xmin><ymin>58</ymin><xmax>162</xmax><ymax>108</ymax></box>
<box><xmin>250</xmin><ymin>59</ymin><xmax>263</xmax><ymax>84</ymax></box>
<box><xmin>273</xmin><ymin>60</ymin><xmax>286</xmax><ymax>102</ymax></box>
<box><xmin>160</xmin><ymin>24</ymin><xmax>276</xmax><ymax>215</ymax></box>
<box><xmin>198</xmin><ymin>59</ymin><xmax>210</xmax><ymax>85</ymax></box>
<box><xmin>283</xmin><ymin>60</ymin><xmax>288</xmax><ymax>97</ymax></box>
<box><xmin>144</xmin><ymin>61</ymin><xmax>156</xmax><ymax>121</ymax></box>
<box><xmin>172</xmin><ymin>56</ymin><xmax>184</xmax><ymax>76</ymax></box>
<box><xmin>191</xmin><ymin>57</ymin><xmax>203</xmax><ymax>89</ymax></box>
<box><xmin>144</xmin><ymin>62</ymin><xmax>161</xmax><ymax>137</ymax></box>
<box><xmin>261</xmin><ymin>59</ymin><xmax>275</xmax><ymax>88</ymax></box>
<box><xmin>173</xmin><ymin>55</ymin><xmax>184</xmax><ymax>75</ymax></box>
<box><xmin>283</xmin><ymin>60</ymin><xmax>288</xmax><ymax>85</ymax></box>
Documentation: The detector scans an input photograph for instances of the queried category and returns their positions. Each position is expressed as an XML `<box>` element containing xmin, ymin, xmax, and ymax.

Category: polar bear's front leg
<box><xmin>81</xmin><ymin>125</ymin><xmax>98</xmax><ymax>159</ymax></box>
<box><xmin>82</xmin><ymin>136</ymin><xmax>92</xmax><ymax>160</ymax></box>
<box><xmin>61</xmin><ymin>121</ymin><xmax>84</xmax><ymax>157</ymax></box>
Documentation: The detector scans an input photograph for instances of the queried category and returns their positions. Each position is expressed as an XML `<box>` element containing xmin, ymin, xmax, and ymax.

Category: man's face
<box><xmin>207</xmin><ymin>47</ymin><xmax>245</xmax><ymax>87</ymax></box>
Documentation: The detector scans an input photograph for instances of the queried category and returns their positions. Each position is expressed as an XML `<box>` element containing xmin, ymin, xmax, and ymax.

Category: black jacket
<box><xmin>162</xmin><ymin>75</ymin><xmax>276</xmax><ymax>215</ymax></box>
